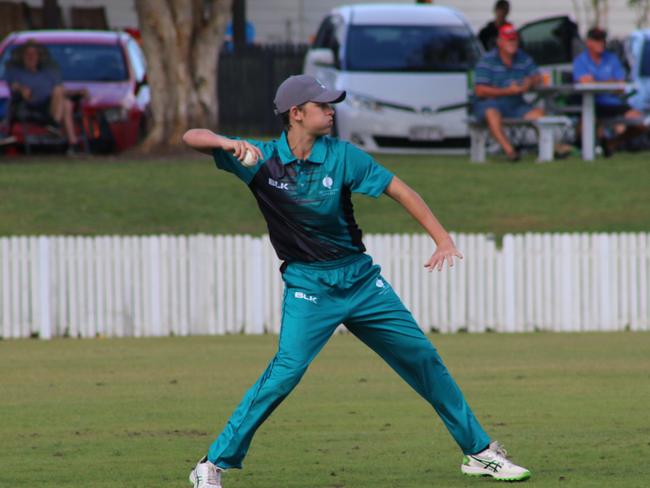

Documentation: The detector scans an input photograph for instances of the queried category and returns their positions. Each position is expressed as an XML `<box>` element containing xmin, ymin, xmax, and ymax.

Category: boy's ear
<box><xmin>290</xmin><ymin>105</ymin><xmax>303</xmax><ymax>122</ymax></box>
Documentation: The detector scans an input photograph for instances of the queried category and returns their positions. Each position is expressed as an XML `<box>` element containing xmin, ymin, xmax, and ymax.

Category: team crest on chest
<box><xmin>322</xmin><ymin>176</ymin><xmax>333</xmax><ymax>189</ymax></box>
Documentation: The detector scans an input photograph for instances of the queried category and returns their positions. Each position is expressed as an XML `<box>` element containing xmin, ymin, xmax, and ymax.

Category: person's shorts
<box><xmin>595</xmin><ymin>103</ymin><xmax>632</xmax><ymax>118</ymax></box>
<box><xmin>25</xmin><ymin>97</ymin><xmax>52</xmax><ymax>116</ymax></box>
<box><xmin>473</xmin><ymin>97</ymin><xmax>534</xmax><ymax>121</ymax></box>
<box><xmin>27</xmin><ymin>97</ymin><xmax>52</xmax><ymax>112</ymax></box>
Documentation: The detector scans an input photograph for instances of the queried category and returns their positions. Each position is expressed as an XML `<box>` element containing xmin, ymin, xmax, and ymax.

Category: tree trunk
<box><xmin>134</xmin><ymin>0</ymin><xmax>232</xmax><ymax>152</ymax></box>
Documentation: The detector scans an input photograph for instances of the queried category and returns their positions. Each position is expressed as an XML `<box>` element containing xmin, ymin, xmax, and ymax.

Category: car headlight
<box><xmin>103</xmin><ymin>107</ymin><xmax>129</xmax><ymax>123</ymax></box>
<box><xmin>346</xmin><ymin>92</ymin><xmax>383</xmax><ymax>112</ymax></box>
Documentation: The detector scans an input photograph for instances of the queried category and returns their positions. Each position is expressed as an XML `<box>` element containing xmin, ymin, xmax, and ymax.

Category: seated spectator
<box><xmin>573</xmin><ymin>27</ymin><xmax>643</xmax><ymax>156</ymax></box>
<box><xmin>473</xmin><ymin>24</ymin><xmax>545</xmax><ymax>161</ymax></box>
<box><xmin>5</xmin><ymin>40</ymin><xmax>79</xmax><ymax>149</ymax></box>
<box><xmin>478</xmin><ymin>0</ymin><xmax>511</xmax><ymax>51</ymax></box>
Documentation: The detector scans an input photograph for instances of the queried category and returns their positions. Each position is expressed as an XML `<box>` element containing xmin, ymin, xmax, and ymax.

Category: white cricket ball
<box><xmin>241</xmin><ymin>149</ymin><xmax>257</xmax><ymax>167</ymax></box>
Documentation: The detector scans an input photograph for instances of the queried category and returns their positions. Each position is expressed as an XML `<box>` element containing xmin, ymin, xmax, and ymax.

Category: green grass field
<box><xmin>1</xmin><ymin>332</ymin><xmax>649</xmax><ymax>487</ymax></box>
<box><xmin>1</xmin><ymin>151</ymin><xmax>649</xmax><ymax>236</ymax></box>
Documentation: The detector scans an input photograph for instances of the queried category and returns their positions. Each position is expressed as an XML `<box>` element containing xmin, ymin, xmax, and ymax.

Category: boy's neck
<box><xmin>286</xmin><ymin>128</ymin><xmax>316</xmax><ymax>161</ymax></box>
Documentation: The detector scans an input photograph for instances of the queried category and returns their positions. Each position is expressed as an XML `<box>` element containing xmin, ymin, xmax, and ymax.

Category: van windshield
<box><xmin>345</xmin><ymin>25</ymin><xmax>480</xmax><ymax>72</ymax></box>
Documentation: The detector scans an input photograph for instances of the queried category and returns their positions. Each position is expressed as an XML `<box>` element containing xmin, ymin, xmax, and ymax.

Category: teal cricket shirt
<box><xmin>212</xmin><ymin>133</ymin><xmax>394</xmax><ymax>265</ymax></box>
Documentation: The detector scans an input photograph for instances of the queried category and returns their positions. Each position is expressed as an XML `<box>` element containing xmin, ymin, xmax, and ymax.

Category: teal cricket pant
<box><xmin>208</xmin><ymin>253</ymin><xmax>490</xmax><ymax>469</ymax></box>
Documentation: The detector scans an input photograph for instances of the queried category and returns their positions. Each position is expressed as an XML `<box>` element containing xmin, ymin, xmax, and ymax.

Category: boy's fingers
<box><xmin>446</xmin><ymin>254</ymin><xmax>454</xmax><ymax>267</ymax></box>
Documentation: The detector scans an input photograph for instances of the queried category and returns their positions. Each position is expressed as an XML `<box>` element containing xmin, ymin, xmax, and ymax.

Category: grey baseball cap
<box><xmin>274</xmin><ymin>74</ymin><xmax>346</xmax><ymax>114</ymax></box>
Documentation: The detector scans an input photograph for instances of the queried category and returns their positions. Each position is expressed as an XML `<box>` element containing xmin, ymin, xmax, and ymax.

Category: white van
<box><xmin>303</xmin><ymin>4</ymin><xmax>481</xmax><ymax>153</ymax></box>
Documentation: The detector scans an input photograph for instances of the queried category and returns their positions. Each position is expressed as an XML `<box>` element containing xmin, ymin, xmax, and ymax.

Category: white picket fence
<box><xmin>0</xmin><ymin>233</ymin><xmax>648</xmax><ymax>339</ymax></box>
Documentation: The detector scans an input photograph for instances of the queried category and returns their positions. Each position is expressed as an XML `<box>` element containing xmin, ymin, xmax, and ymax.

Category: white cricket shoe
<box><xmin>461</xmin><ymin>441</ymin><xmax>531</xmax><ymax>481</ymax></box>
<box><xmin>189</xmin><ymin>457</ymin><xmax>223</xmax><ymax>488</ymax></box>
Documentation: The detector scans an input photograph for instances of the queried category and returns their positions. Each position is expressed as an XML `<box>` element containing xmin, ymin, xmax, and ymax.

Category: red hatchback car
<box><xmin>0</xmin><ymin>30</ymin><xmax>150</xmax><ymax>153</ymax></box>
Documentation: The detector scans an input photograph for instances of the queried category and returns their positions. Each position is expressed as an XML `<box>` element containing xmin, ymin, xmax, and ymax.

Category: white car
<box><xmin>303</xmin><ymin>4</ymin><xmax>481</xmax><ymax>153</ymax></box>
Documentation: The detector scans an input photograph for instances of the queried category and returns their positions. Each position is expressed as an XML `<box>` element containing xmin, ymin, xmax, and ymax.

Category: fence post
<box><xmin>597</xmin><ymin>234</ymin><xmax>612</xmax><ymax>330</ymax></box>
<box><xmin>503</xmin><ymin>234</ymin><xmax>516</xmax><ymax>332</ymax></box>
<box><xmin>1</xmin><ymin>238</ymin><xmax>10</xmax><ymax>339</ymax></box>
<box><xmin>149</xmin><ymin>237</ymin><xmax>162</xmax><ymax>336</ymax></box>
<box><xmin>248</xmin><ymin>237</ymin><xmax>264</xmax><ymax>334</ymax></box>
<box><xmin>38</xmin><ymin>237</ymin><xmax>52</xmax><ymax>340</ymax></box>
<box><xmin>560</xmin><ymin>234</ymin><xmax>573</xmax><ymax>331</ymax></box>
<box><xmin>639</xmin><ymin>234</ymin><xmax>648</xmax><ymax>330</ymax></box>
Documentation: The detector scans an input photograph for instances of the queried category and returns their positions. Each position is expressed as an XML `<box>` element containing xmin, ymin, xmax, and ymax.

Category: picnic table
<box><xmin>534</xmin><ymin>82</ymin><xmax>630</xmax><ymax>161</ymax></box>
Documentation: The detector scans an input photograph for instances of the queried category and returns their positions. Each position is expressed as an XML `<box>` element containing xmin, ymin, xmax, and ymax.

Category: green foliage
<box><xmin>0</xmin><ymin>332</ymin><xmax>649</xmax><ymax>486</ymax></box>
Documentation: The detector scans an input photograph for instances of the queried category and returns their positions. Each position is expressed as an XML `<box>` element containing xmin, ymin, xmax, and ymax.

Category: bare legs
<box><xmin>50</xmin><ymin>86</ymin><xmax>78</xmax><ymax>146</ymax></box>
<box><xmin>484</xmin><ymin>107</ymin><xmax>543</xmax><ymax>159</ymax></box>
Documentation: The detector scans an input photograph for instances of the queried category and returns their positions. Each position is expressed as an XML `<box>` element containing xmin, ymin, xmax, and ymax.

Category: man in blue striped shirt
<box><xmin>473</xmin><ymin>24</ymin><xmax>544</xmax><ymax>161</ymax></box>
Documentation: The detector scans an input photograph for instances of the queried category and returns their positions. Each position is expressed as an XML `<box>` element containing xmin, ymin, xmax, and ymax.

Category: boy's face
<box><xmin>293</xmin><ymin>102</ymin><xmax>335</xmax><ymax>136</ymax></box>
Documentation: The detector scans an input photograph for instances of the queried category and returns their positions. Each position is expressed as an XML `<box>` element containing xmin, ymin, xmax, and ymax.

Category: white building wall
<box><xmin>17</xmin><ymin>1</ymin><xmax>646</xmax><ymax>43</ymax></box>
<box><xmin>247</xmin><ymin>0</ymin><xmax>647</xmax><ymax>44</ymax></box>
<box><xmin>22</xmin><ymin>0</ymin><xmax>138</xmax><ymax>30</ymax></box>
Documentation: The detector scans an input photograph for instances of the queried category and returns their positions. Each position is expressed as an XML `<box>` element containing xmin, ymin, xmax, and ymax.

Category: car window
<box><xmin>125</xmin><ymin>38</ymin><xmax>146</xmax><ymax>82</ymax></box>
<box><xmin>518</xmin><ymin>17</ymin><xmax>580</xmax><ymax>66</ymax></box>
<box><xmin>0</xmin><ymin>43</ymin><xmax>128</xmax><ymax>82</ymax></box>
<box><xmin>344</xmin><ymin>24</ymin><xmax>480</xmax><ymax>72</ymax></box>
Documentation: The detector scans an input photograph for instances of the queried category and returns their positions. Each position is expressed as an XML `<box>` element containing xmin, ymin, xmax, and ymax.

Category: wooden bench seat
<box><xmin>468</xmin><ymin>116</ymin><xmax>572</xmax><ymax>163</ymax></box>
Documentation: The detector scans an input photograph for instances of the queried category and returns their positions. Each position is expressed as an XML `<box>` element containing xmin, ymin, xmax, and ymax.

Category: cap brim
<box><xmin>311</xmin><ymin>89</ymin><xmax>346</xmax><ymax>104</ymax></box>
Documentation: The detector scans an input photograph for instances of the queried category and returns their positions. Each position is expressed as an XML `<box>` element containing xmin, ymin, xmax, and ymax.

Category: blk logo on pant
<box><xmin>295</xmin><ymin>291</ymin><xmax>318</xmax><ymax>303</ymax></box>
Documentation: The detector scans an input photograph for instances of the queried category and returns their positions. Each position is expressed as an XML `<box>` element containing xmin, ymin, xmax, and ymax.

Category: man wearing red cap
<box><xmin>473</xmin><ymin>24</ymin><xmax>544</xmax><ymax>161</ymax></box>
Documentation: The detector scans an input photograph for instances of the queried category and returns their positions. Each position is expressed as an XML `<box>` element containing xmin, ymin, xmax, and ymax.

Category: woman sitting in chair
<box><xmin>5</xmin><ymin>39</ymin><xmax>79</xmax><ymax>150</ymax></box>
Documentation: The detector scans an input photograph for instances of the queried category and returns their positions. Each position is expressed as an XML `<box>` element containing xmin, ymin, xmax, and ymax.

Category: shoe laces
<box><xmin>490</xmin><ymin>441</ymin><xmax>508</xmax><ymax>459</ymax></box>
<box><xmin>196</xmin><ymin>462</ymin><xmax>221</xmax><ymax>486</ymax></box>
<box><xmin>206</xmin><ymin>464</ymin><xmax>221</xmax><ymax>485</ymax></box>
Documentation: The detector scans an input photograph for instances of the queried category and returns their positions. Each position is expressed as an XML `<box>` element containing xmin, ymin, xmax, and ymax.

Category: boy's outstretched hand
<box><xmin>425</xmin><ymin>238</ymin><xmax>463</xmax><ymax>272</ymax></box>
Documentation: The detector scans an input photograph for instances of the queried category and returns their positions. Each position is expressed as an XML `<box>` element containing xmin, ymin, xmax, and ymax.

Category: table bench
<box><xmin>468</xmin><ymin>116</ymin><xmax>571</xmax><ymax>163</ymax></box>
